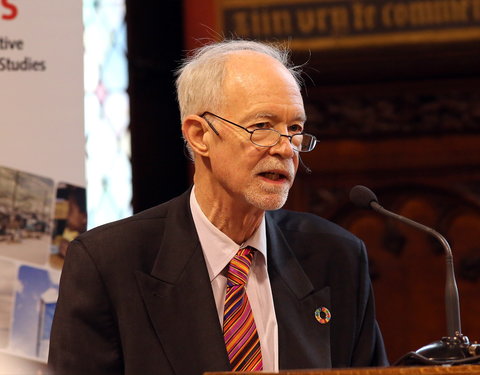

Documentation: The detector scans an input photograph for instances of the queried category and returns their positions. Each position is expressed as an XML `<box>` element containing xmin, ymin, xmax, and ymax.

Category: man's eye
<box><xmin>251</xmin><ymin>122</ymin><xmax>269</xmax><ymax>130</ymax></box>
<box><xmin>289</xmin><ymin>124</ymin><xmax>303</xmax><ymax>133</ymax></box>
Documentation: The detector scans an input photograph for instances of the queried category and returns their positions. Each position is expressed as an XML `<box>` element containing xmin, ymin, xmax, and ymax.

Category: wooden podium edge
<box><xmin>204</xmin><ymin>364</ymin><xmax>480</xmax><ymax>375</ymax></box>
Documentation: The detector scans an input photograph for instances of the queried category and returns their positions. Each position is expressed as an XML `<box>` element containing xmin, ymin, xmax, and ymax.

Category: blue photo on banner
<box><xmin>10</xmin><ymin>265</ymin><xmax>59</xmax><ymax>361</ymax></box>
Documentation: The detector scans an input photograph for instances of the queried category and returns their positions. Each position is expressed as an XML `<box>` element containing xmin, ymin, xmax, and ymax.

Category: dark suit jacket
<box><xmin>49</xmin><ymin>189</ymin><xmax>388</xmax><ymax>374</ymax></box>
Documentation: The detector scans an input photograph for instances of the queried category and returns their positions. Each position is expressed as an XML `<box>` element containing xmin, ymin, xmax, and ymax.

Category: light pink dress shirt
<box><xmin>190</xmin><ymin>187</ymin><xmax>279</xmax><ymax>372</ymax></box>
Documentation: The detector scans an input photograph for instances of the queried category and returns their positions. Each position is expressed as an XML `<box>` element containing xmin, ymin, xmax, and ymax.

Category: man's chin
<box><xmin>245</xmin><ymin>191</ymin><xmax>289</xmax><ymax>211</ymax></box>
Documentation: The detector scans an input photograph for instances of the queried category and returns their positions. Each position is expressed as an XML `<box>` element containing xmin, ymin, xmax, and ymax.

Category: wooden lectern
<box><xmin>205</xmin><ymin>365</ymin><xmax>480</xmax><ymax>375</ymax></box>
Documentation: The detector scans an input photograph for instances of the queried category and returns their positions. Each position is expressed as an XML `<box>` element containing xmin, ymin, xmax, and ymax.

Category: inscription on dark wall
<box><xmin>220</xmin><ymin>0</ymin><xmax>480</xmax><ymax>47</ymax></box>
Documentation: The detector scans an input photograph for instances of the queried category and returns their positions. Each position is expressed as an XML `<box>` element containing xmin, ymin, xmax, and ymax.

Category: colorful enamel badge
<box><xmin>315</xmin><ymin>307</ymin><xmax>331</xmax><ymax>324</ymax></box>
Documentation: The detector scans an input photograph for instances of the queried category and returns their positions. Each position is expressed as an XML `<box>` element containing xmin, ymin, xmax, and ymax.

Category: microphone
<box><xmin>349</xmin><ymin>185</ymin><xmax>480</xmax><ymax>366</ymax></box>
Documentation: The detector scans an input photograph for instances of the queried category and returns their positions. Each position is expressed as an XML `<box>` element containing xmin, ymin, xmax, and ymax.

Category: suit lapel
<box><xmin>135</xmin><ymin>193</ymin><xmax>332</xmax><ymax>373</ymax></box>
<box><xmin>135</xmin><ymin>192</ymin><xmax>230</xmax><ymax>374</ymax></box>
<box><xmin>266</xmin><ymin>213</ymin><xmax>332</xmax><ymax>370</ymax></box>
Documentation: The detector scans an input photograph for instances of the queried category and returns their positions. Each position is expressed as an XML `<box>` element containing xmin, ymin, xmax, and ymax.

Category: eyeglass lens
<box><xmin>251</xmin><ymin>130</ymin><xmax>315</xmax><ymax>152</ymax></box>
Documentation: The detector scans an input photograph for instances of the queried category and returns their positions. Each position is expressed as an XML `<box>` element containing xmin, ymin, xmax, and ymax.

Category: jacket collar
<box><xmin>266</xmin><ymin>212</ymin><xmax>332</xmax><ymax>369</ymax></box>
<box><xmin>137</xmin><ymin>195</ymin><xmax>331</xmax><ymax>373</ymax></box>
<box><xmin>136</xmin><ymin>190</ymin><xmax>231</xmax><ymax>374</ymax></box>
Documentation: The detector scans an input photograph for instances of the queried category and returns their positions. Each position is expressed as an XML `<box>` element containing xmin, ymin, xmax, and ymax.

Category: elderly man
<box><xmin>49</xmin><ymin>40</ymin><xmax>388</xmax><ymax>375</ymax></box>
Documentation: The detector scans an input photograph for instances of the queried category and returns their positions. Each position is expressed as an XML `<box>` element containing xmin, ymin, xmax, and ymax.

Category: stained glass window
<box><xmin>83</xmin><ymin>0</ymin><xmax>132</xmax><ymax>229</ymax></box>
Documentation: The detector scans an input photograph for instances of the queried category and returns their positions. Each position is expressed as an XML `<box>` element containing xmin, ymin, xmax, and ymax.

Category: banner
<box><xmin>0</xmin><ymin>0</ymin><xmax>84</xmax><ymax>370</ymax></box>
<box><xmin>218</xmin><ymin>0</ymin><xmax>480</xmax><ymax>49</ymax></box>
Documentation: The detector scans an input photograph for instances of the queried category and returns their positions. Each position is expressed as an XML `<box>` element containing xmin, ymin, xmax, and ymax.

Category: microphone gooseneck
<box><xmin>350</xmin><ymin>185</ymin><xmax>461</xmax><ymax>337</ymax></box>
<box><xmin>349</xmin><ymin>185</ymin><xmax>480</xmax><ymax>366</ymax></box>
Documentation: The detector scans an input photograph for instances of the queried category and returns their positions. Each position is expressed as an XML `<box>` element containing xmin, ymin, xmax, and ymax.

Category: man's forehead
<box><xmin>224</xmin><ymin>50</ymin><xmax>287</xmax><ymax>75</ymax></box>
<box><xmin>223</xmin><ymin>53</ymin><xmax>298</xmax><ymax>90</ymax></box>
<box><xmin>218</xmin><ymin>50</ymin><xmax>304</xmax><ymax>118</ymax></box>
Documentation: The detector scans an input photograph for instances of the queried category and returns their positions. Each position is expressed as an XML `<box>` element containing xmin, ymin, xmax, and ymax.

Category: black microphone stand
<box><xmin>350</xmin><ymin>185</ymin><xmax>480</xmax><ymax>366</ymax></box>
<box><xmin>371</xmin><ymin>202</ymin><xmax>480</xmax><ymax>366</ymax></box>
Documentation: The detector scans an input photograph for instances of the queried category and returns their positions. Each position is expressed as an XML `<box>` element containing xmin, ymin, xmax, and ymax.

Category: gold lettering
<box><xmin>251</xmin><ymin>10</ymin><xmax>261</xmax><ymax>36</ymax></box>
<box><xmin>272</xmin><ymin>10</ymin><xmax>292</xmax><ymax>34</ymax></box>
<box><xmin>423</xmin><ymin>1</ymin><xmax>439</xmax><ymax>25</ymax></box>
<box><xmin>364</xmin><ymin>5</ymin><xmax>376</xmax><ymax>29</ymax></box>
<box><xmin>433</xmin><ymin>1</ymin><xmax>451</xmax><ymax>24</ymax></box>
<box><xmin>296</xmin><ymin>9</ymin><xmax>316</xmax><ymax>34</ymax></box>
<box><xmin>353</xmin><ymin>4</ymin><xmax>377</xmax><ymax>31</ymax></box>
<box><xmin>450</xmin><ymin>0</ymin><xmax>469</xmax><ymax>22</ymax></box>
<box><xmin>392</xmin><ymin>3</ymin><xmax>408</xmax><ymax>27</ymax></box>
<box><xmin>231</xmin><ymin>0</ymin><xmax>477</xmax><ymax>40</ymax></box>
<box><xmin>381</xmin><ymin>3</ymin><xmax>394</xmax><ymax>27</ymax></box>
<box><xmin>352</xmin><ymin>3</ymin><xmax>365</xmax><ymax>30</ymax></box>
<box><xmin>316</xmin><ymin>8</ymin><xmax>328</xmax><ymax>32</ymax></box>
<box><xmin>409</xmin><ymin>2</ymin><xmax>435</xmax><ymax>26</ymax></box>
<box><xmin>473</xmin><ymin>0</ymin><xmax>480</xmax><ymax>20</ymax></box>
<box><xmin>261</xmin><ymin>10</ymin><xmax>272</xmax><ymax>35</ymax></box>
<box><xmin>330</xmin><ymin>7</ymin><xmax>350</xmax><ymax>35</ymax></box>
<box><xmin>381</xmin><ymin>0</ymin><xmax>474</xmax><ymax>28</ymax></box>
<box><xmin>232</xmin><ymin>12</ymin><xmax>250</xmax><ymax>37</ymax></box>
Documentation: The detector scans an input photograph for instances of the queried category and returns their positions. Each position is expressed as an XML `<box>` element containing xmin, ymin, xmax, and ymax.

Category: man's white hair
<box><xmin>175</xmin><ymin>39</ymin><xmax>303</xmax><ymax>122</ymax></box>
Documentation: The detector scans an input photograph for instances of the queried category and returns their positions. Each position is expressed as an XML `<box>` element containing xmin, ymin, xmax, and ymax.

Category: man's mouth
<box><xmin>259</xmin><ymin>172</ymin><xmax>287</xmax><ymax>181</ymax></box>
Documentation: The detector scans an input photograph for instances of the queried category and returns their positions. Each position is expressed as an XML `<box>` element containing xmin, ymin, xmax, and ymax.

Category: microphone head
<box><xmin>349</xmin><ymin>185</ymin><xmax>379</xmax><ymax>209</ymax></box>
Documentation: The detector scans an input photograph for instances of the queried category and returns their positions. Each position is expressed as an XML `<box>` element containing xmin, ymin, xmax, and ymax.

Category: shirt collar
<box><xmin>190</xmin><ymin>187</ymin><xmax>267</xmax><ymax>282</ymax></box>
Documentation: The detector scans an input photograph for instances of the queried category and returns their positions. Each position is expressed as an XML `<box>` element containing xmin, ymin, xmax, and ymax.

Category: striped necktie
<box><xmin>223</xmin><ymin>247</ymin><xmax>263</xmax><ymax>371</ymax></box>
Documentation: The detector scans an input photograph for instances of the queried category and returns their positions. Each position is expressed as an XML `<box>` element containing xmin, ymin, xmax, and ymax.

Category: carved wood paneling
<box><xmin>286</xmin><ymin>75</ymin><xmax>480</xmax><ymax>362</ymax></box>
<box><xmin>288</xmin><ymin>177</ymin><xmax>480</xmax><ymax>363</ymax></box>
<box><xmin>305</xmin><ymin>89</ymin><xmax>480</xmax><ymax>139</ymax></box>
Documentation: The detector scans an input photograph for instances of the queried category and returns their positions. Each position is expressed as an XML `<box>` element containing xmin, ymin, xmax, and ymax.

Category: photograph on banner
<box><xmin>0</xmin><ymin>165</ymin><xmax>54</xmax><ymax>265</ymax></box>
<box><xmin>50</xmin><ymin>183</ymin><xmax>87</xmax><ymax>269</ymax></box>
<box><xmin>0</xmin><ymin>258</ymin><xmax>16</xmax><ymax>350</ymax></box>
<box><xmin>9</xmin><ymin>264</ymin><xmax>60</xmax><ymax>361</ymax></box>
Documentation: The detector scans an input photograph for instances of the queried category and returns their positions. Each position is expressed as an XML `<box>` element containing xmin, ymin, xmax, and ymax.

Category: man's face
<box><xmin>205</xmin><ymin>51</ymin><xmax>305</xmax><ymax>212</ymax></box>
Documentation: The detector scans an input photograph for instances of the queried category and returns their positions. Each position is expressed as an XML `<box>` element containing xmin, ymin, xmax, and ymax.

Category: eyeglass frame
<box><xmin>200</xmin><ymin>111</ymin><xmax>319</xmax><ymax>153</ymax></box>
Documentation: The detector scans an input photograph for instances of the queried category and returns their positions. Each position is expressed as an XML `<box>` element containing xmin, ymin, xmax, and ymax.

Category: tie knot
<box><xmin>226</xmin><ymin>247</ymin><xmax>255</xmax><ymax>287</ymax></box>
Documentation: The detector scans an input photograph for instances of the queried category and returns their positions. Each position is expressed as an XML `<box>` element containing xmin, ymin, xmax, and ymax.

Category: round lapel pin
<box><xmin>315</xmin><ymin>307</ymin><xmax>331</xmax><ymax>324</ymax></box>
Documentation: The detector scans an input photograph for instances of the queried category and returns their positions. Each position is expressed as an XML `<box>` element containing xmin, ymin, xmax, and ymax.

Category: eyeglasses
<box><xmin>200</xmin><ymin>112</ymin><xmax>319</xmax><ymax>153</ymax></box>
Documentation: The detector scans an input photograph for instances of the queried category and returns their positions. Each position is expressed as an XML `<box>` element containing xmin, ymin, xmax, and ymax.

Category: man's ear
<box><xmin>182</xmin><ymin>115</ymin><xmax>211</xmax><ymax>157</ymax></box>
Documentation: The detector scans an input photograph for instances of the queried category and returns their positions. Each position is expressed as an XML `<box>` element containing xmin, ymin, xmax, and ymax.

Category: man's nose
<box><xmin>269</xmin><ymin>134</ymin><xmax>295</xmax><ymax>158</ymax></box>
